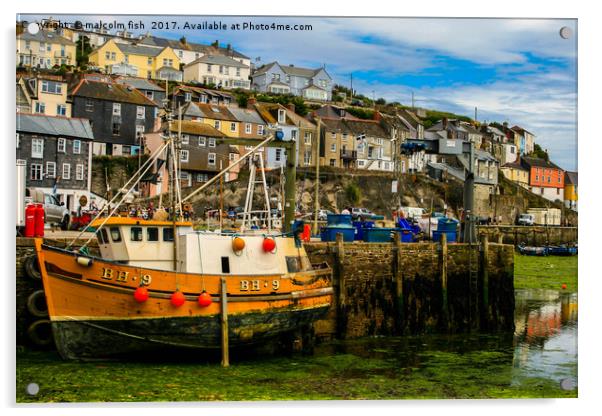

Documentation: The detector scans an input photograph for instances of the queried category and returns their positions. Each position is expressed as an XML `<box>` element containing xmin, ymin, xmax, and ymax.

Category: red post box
<box><xmin>25</xmin><ymin>204</ymin><xmax>36</xmax><ymax>237</ymax></box>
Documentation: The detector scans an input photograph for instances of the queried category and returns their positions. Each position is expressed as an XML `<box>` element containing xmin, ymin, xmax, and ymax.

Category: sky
<box><xmin>21</xmin><ymin>15</ymin><xmax>578</xmax><ymax>170</ymax></box>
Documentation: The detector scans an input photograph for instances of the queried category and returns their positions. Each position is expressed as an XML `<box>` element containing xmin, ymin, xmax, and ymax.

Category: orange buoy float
<box><xmin>262</xmin><ymin>237</ymin><xmax>276</xmax><ymax>253</ymax></box>
<box><xmin>171</xmin><ymin>290</ymin><xmax>186</xmax><ymax>307</ymax></box>
<box><xmin>232</xmin><ymin>237</ymin><xmax>246</xmax><ymax>252</ymax></box>
<box><xmin>198</xmin><ymin>290</ymin><xmax>212</xmax><ymax>307</ymax></box>
<box><xmin>561</xmin><ymin>284</ymin><xmax>567</xmax><ymax>290</ymax></box>
<box><xmin>134</xmin><ymin>286</ymin><xmax>149</xmax><ymax>303</ymax></box>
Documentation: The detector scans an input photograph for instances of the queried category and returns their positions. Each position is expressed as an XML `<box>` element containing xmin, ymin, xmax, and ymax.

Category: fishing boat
<box><xmin>517</xmin><ymin>244</ymin><xmax>577</xmax><ymax>256</ymax></box>
<box><xmin>33</xmin><ymin>108</ymin><xmax>333</xmax><ymax>360</ymax></box>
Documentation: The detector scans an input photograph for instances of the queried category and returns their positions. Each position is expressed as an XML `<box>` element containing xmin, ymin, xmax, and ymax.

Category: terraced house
<box><xmin>16</xmin><ymin>113</ymin><xmax>93</xmax><ymax>213</ymax></box>
<box><xmin>251</xmin><ymin>61</ymin><xmax>333</xmax><ymax>101</ymax></box>
<box><xmin>171</xmin><ymin>85</ymin><xmax>235</xmax><ymax>108</ymax></box>
<box><xmin>17</xmin><ymin>74</ymin><xmax>71</xmax><ymax>117</ymax></box>
<box><xmin>17</xmin><ymin>29</ymin><xmax>76</xmax><ymax>68</ymax></box>
<box><xmin>88</xmin><ymin>39</ymin><xmax>181</xmax><ymax>81</ymax></box>
<box><xmin>70</xmin><ymin>79</ymin><xmax>157</xmax><ymax>156</ymax></box>
<box><xmin>183</xmin><ymin>54</ymin><xmax>251</xmax><ymax>89</ymax></box>
<box><xmin>521</xmin><ymin>157</ymin><xmax>564</xmax><ymax>202</ymax></box>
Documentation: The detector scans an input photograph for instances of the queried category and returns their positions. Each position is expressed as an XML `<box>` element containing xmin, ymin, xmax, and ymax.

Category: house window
<box><xmin>180</xmin><ymin>150</ymin><xmax>189</xmax><ymax>162</ymax></box>
<box><xmin>46</xmin><ymin>162</ymin><xmax>56</xmax><ymax>178</ymax></box>
<box><xmin>136</xmin><ymin>125</ymin><xmax>145</xmax><ymax>138</ymax></box>
<box><xmin>535</xmin><ymin>175</ymin><xmax>539</xmax><ymax>181</ymax></box>
<box><xmin>214</xmin><ymin>121</ymin><xmax>221</xmax><ymax>130</ymax></box>
<box><xmin>62</xmin><ymin>163</ymin><xmax>71</xmax><ymax>180</ymax></box>
<box><xmin>179</xmin><ymin>172</ymin><xmax>191</xmax><ymax>187</ymax></box>
<box><xmin>184</xmin><ymin>92</ymin><xmax>191</xmax><ymax>102</ymax></box>
<box><xmin>304</xmin><ymin>132</ymin><xmax>312</xmax><ymax>144</ymax></box>
<box><xmin>275</xmin><ymin>148</ymin><xmax>282</xmax><ymax>162</ymax></box>
<box><xmin>557</xmin><ymin>188</ymin><xmax>561</xmax><ymax>195</ymax></box>
<box><xmin>30</xmin><ymin>163</ymin><xmax>43</xmax><ymax>180</ymax></box>
<box><xmin>229</xmin><ymin>153</ymin><xmax>236</xmax><ymax>161</ymax></box>
<box><xmin>207</xmin><ymin>64</ymin><xmax>212</xmax><ymax>73</ymax></box>
<box><xmin>136</xmin><ymin>106</ymin><xmax>145</xmax><ymax>120</ymax></box>
<box><xmin>56</xmin><ymin>104</ymin><xmax>67</xmax><ymax>116</ymax></box>
<box><xmin>76</xmin><ymin>164</ymin><xmax>85</xmax><ymax>181</ymax></box>
<box><xmin>105</xmin><ymin>51</ymin><xmax>110</xmax><ymax>60</ymax></box>
<box><xmin>245</xmin><ymin>123</ymin><xmax>252</xmax><ymax>134</ymax></box>
<box><xmin>330</xmin><ymin>143</ymin><xmax>336</xmax><ymax>152</ymax></box>
<box><xmin>342</xmin><ymin>133</ymin><xmax>348</xmax><ymax>141</ymax></box>
<box><xmin>197</xmin><ymin>173</ymin><xmax>208</xmax><ymax>182</ymax></box>
<box><xmin>147</xmin><ymin>57</ymin><xmax>152</xmax><ymax>66</ymax></box>
<box><xmin>35</xmin><ymin>102</ymin><xmax>45</xmax><ymax>114</ymax></box>
<box><xmin>230</xmin><ymin>122</ymin><xmax>237</xmax><ymax>132</ymax></box>
<box><xmin>358</xmin><ymin>160</ymin><xmax>365</xmax><ymax>167</ymax></box>
<box><xmin>111</xmin><ymin>52</ymin><xmax>116</xmax><ymax>60</ymax></box>
<box><xmin>73</xmin><ymin>140</ymin><xmax>81</xmax><ymax>154</ymax></box>
<box><xmin>163</xmin><ymin>58</ymin><xmax>173</xmax><ymax>67</ymax></box>
<box><xmin>124</xmin><ymin>55</ymin><xmax>129</xmax><ymax>64</ymax></box>
<box><xmin>145</xmin><ymin>91</ymin><xmax>154</xmax><ymax>100</ymax></box>
<box><xmin>258</xmin><ymin>125</ymin><xmax>264</xmax><ymax>135</ymax></box>
<box><xmin>330</xmin><ymin>159</ymin><xmax>335</xmax><ymax>167</ymax></box>
<box><xmin>181</xmin><ymin>135</ymin><xmax>189</xmax><ymax>145</ymax></box>
<box><xmin>208</xmin><ymin>153</ymin><xmax>216</xmax><ymax>165</ymax></box>
<box><xmin>41</xmin><ymin>80</ymin><xmax>62</xmax><ymax>94</ymax></box>
<box><xmin>112</xmin><ymin>123</ymin><xmax>121</xmax><ymax>135</ymax></box>
<box><xmin>236</xmin><ymin>67</ymin><xmax>241</xmax><ymax>77</ymax></box>
<box><xmin>57</xmin><ymin>138</ymin><xmax>66</xmax><ymax>153</ymax></box>
<box><xmin>31</xmin><ymin>138</ymin><xmax>44</xmax><ymax>158</ymax></box>
<box><xmin>331</xmin><ymin>131</ymin><xmax>336</xmax><ymax>138</ymax></box>
<box><xmin>85</xmin><ymin>98</ymin><xmax>94</xmax><ymax>112</ymax></box>
<box><xmin>113</xmin><ymin>102</ymin><xmax>121</xmax><ymax>116</ymax></box>
<box><xmin>304</xmin><ymin>150</ymin><xmax>311</xmax><ymax>165</ymax></box>
<box><xmin>199</xmin><ymin>137</ymin><xmax>206</xmax><ymax>147</ymax></box>
<box><xmin>208</xmin><ymin>138</ymin><xmax>216</xmax><ymax>148</ymax></box>
<box><xmin>291</xmin><ymin>130</ymin><xmax>298</xmax><ymax>141</ymax></box>
<box><xmin>278</xmin><ymin>109</ymin><xmax>286</xmax><ymax>123</ymax></box>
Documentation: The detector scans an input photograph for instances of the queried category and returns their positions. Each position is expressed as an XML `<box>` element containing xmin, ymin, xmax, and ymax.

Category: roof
<box><xmin>253</xmin><ymin>102</ymin><xmax>297</xmax><ymax>126</ymax></box>
<box><xmin>312</xmin><ymin>105</ymin><xmax>360</xmax><ymax>120</ymax></box>
<box><xmin>565</xmin><ymin>171</ymin><xmax>578</xmax><ymax>185</ymax></box>
<box><xmin>521</xmin><ymin>157</ymin><xmax>562</xmax><ymax>170</ymax></box>
<box><xmin>185</xmin><ymin>54</ymin><xmax>249</xmax><ymax>69</ymax></box>
<box><xmin>138</xmin><ymin>35</ymin><xmax>250</xmax><ymax>59</ymax></box>
<box><xmin>501</xmin><ymin>161</ymin><xmax>528</xmax><ymax>170</ymax></box>
<box><xmin>511</xmin><ymin>125</ymin><xmax>534</xmax><ymax>136</ymax></box>
<box><xmin>166</xmin><ymin>120</ymin><xmax>226</xmax><ymax>137</ymax></box>
<box><xmin>115</xmin><ymin>43</ymin><xmax>165</xmax><ymax>57</ymax></box>
<box><xmin>228</xmin><ymin>107</ymin><xmax>265</xmax><ymax>124</ymax></box>
<box><xmin>320</xmin><ymin>118</ymin><xmax>387</xmax><ymax>138</ymax></box>
<box><xmin>70</xmin><ymin>79</ymin><xmax>157</xmax><ymax>106</ymax></box>
<box><xmin>397</xmin><ymin>109</ymin><xmax>423</xmax><ymax>129</ymax></box>
<box><xmin>194</xmin><ymin>103</ymin><xmax>237</xmax><ymax>121</ymax></box>
<box><xmin>18</xmin><ymin>30</ymin><xmax>74</xmax><ymax>46</ymax></box>
<box><xmin>172</xmin><ymin>85</ymin><xmax>234</xmax><ymax>101</ymax></box>
<box><xmin>379</xmin><ymin>113</ymin><xmax>410</xmax><ymax>132</ymax></box>
<box><xmin>115</xmin><ymin>76</ymin><xmax>165</xmax><ymax>92</ymax></box>
<box><xmin>475</xmin><ymin>149</ymin><xmax>497</xmax><ymax>162</ymax></box>
<box><xmin>16</xmin><ymin>113</ymin><xmax>93</xmax><ymax>140</ymax></box>
<box><xmin>486</xmin><ymin>126</ymin><xmax>505</xmax><ymax>137</ymax></box>
<box><xmin>253</xmin><ymin>61</ymin><xmax>327</xmax><ymax>79</ymax></box>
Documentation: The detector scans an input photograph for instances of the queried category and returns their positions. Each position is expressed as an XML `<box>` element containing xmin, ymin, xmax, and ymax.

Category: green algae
<box><xmin>514</xmin><ymin>254</ymin><xmax>577</xmax><ymax>292</ymax></box>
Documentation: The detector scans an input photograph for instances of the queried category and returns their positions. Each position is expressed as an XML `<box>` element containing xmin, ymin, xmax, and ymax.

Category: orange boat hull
<box><xmin>34</xmin><ymin>239</ymin><xmax>333</xmax><ymax>359</ymax></box>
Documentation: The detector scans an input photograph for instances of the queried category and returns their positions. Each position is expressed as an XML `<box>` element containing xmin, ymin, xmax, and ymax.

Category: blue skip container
<box><xmin>433</xmin><ymin>230</ymin><xmax>457</xmax><ymax>243</ymax></box>
<box><xmin>321</xmin><ymin>226</ymin><xmax>355</xmax><ymax>242</ymax></box>
<box><xmin>437</xmin><ymin>218</ymin><xmax>459</xmax><ymax>232</ymax></box>
<box><xmin>326</xmin><ymin>214</ymin><xmax>352</xmax><ymax>226</ymax></box>
<box><xmin>363</xmin><ymin>227</ymin><xmax>400</xmax><ymax>243</ymax></box>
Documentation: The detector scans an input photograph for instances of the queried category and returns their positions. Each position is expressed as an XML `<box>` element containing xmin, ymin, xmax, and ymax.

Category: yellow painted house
<box><xmin>564</xmin><ymin>171</ymin><xmax>578</xmax><ymax>210</ymax></box>
<box><xmin>88</xmin><ymin>39</ymin><xmax>180</xmax><ymax>80</ymax></box>
<box><xmin>500</xmin><ymin>160</ymin><xmax>529</xmax><ymax>189</ymax></box>
<box><xmin>17</xmin><ymin>30</ymin><xmax>76</xmax><ymax>68</ymax></box>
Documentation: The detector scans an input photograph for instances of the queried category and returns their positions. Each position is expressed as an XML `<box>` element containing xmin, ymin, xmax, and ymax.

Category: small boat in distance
<box><xmin>517</xmin><ymin>244</ymin><xmax>578</xmax><ymax>256</ymax></box>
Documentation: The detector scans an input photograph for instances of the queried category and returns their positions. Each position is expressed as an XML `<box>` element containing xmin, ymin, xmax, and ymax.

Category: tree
<box><xmin>75</xmin><ymin>36</ymin><xmax>93</xmax><ymax>68</ymax></box>
<box><xmin>529</xmin><ymin>143</ymin><xmax>549</xmax><ymax>161</ymax></box>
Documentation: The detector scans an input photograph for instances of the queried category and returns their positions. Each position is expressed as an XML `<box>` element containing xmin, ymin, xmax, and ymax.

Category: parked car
<box><xmin>518</xmin><ymin>213</ymin><xmax>535</xmax><ymax>226</ymax></box>
<box><xmin>351</xmin><ymin>207</ymin><xmax>375</xmax><ymax>220</ymax></box>
<box><xmin>27</xmin><ymin>189</ymin><xmax>70</xmax><ymax>230</ymax></box>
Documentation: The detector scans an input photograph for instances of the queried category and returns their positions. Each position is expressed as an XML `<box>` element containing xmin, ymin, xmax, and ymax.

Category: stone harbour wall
<box><xmin>477</xmin><ymin>225</ymin><xmax>577</xmax><ymax>246</ymax></box>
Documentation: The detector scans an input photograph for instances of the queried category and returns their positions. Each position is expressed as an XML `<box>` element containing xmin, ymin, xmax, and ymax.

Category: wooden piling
<box><xmin>440</xmin><ymin>232</ymin><xmax>449</xmax><ymax>329</ymax></box>
<box><xmin>220</xmin><ymin>277</ymin><xmax>229</xmax><ymax>367</ymax></box>
<box><xmin>393</xmin><ymin>232</ymin><xmax>405</xmax><ymax>334</ymax></box>
<box><xmin>497</xmin><ymin>233</ymin><xmax>504</xmax><ymax>244</ymax></box>
<box><xmin>480</xmin><ymin>234</ymin><xmax>490</xmax><ymax>329</ymax></box>
<box><xmin>335</xmin><ymin>233</ymin><xmax>346</xmax><ymax>338</ymax></box>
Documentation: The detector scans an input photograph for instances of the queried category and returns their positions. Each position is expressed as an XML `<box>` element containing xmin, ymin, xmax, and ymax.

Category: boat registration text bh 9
<box><xmin>101</xmin><ymin>268</ymin><xmax>152</xmax><ymax>285</ymax></box>
<box><xmin>240</xmin><ymin>279</ymin><xmax>280</xmax><ymax>291</ymax></box>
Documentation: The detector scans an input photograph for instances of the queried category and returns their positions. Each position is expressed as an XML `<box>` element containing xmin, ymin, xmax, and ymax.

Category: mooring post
<box><xmin>335</xmin><ymin>232</ymin><xmax>346</xmax><ymax>338</ymax></box>
<box><xmin>498</xmin><ymin>233</ymin><xmax>504</xmax><ymax>244</ymax></box>
<box><xmin>440</xmin><ymin>232</ymin><xmax>449</xmax><ymax>330</ymax></box>
<box><xmin>480</xmin><ymin>234</ymin><xmax>490</xmax><ymax>329</ymax></box>
<box><xmin>393</xmin><ymin>232</ymin><xmax>405</xmax><ymax>334</ymax></box>
<box><xmin>220</xmin><ymin>277</ymin><xmax>229</xmax><ymax>367</ymax></box>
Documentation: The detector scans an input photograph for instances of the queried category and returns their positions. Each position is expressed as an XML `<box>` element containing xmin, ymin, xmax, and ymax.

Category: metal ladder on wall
<box><xmin>467</xmin><ymin>240</ymin><xmax>480</xmax><ymax>327</ymax></box>
<box><xmin>240</xmin><ymin>152</ymin><xmax>272</xmax><ymax>233</ymax></box>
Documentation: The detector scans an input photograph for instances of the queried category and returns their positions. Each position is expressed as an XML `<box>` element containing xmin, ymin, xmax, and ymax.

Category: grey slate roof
<box><xmin>18</xmin><ymin>30</ymin><xmax>74</xmax><ymax>46</ymax></box>
<box><xmin>228</xmin><ymin>107</ymin><xmax>265</xmax><ymax>124</ymax></box>
<box><xmin>185</xmin><ymin>54</ymin><xmax>249</xmax><ymax>68</ymax></box>
<box><xmin>115</xmin><ymin>76</ymin><xmax>164</xmax><ymax>92</ymax></box>
<box><xmin>253</xmin><ymin>62</ymin><xmax>323</xmax><ymax>78</ymax></box>
<box><xmin>16</xmin><ymin>113</ymin><xmax>93</xmax><ymax>140</ymax></box>
<box><xmin>138</xmin><ymin>35</ymin><xmax>249</xmax><ymax>59</ymax></box>
<box><xmin>565</xmin><ymin>171</ymin><xmax>578</xmax><ymax>185</ymax></box>
<box><xmin>116</xmin><ymin>43</ymin><xmax>164</xmax><ymax>57</ymax></box>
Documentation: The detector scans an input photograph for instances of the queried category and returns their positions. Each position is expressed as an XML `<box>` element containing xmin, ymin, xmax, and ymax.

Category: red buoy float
<box><xmin>171</xmin><ymin>290</ymin><xmax>186</xmax><ymax>307</ymax></box>
<box><xmin>198</xmin><ymin>290</ymin><xmax>212</xmax><ymax>307</ymax></box>
<box><xmin>134</xmin><ymin>286</ymin><xmax>149</xmax><ymax>303</ymax></box>
<box><xmin>562</xmin><ymin>284</ymin><xmax>567</xmax><ymax>290</ymax></box>
<box><xmin>262</xmin><ymin>237</ymin><xmax>276</xmax><ymax>253</ymax></box>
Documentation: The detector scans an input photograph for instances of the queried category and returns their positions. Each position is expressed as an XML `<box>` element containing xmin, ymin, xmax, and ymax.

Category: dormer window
<box><xmin>278</xmin><ymin>109</ymin><xmax>286</xmax><ymax>123</ymax></box>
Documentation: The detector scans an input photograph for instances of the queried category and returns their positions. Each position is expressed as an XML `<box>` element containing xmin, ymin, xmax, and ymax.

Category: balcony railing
<box><xmin>54</xmin><ymin>51</ymin><xmax>72</xmax><ymax>59</ymax></box>
<box><xmin>340</xmin><ymin>149</ymin><xmax>357</xmax><ymax>160</ymax></box>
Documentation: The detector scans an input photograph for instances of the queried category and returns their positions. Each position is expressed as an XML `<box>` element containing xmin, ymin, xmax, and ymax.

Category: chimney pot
<box><xmin>286</xmin><ymin>103</ymin><xmax>295</xmax><ymax>113</ymax></box>
<box><xmin>247</xmin><ymin>96</ymin><xmax>257</xmax><ymax>108</ymax></box>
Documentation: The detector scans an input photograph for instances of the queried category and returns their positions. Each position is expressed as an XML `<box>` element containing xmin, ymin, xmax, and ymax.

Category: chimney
<box><xmin>212</xmin><ymin>40</ymin><xmax>219</xmax><ymax>48</ymax></box>
<box><xmin>373</xmin><ymin>111</ymin><xmax>382</xmax><ymax>121</ymax></box>
<box><xmin>227</xmin><ymin>43</ymin><xmax>232</xmax><ymax>51</ymax></box>
<box><xmin>286</xmin><ymin>103</ymin><xmax>295</xmax><ymax>113</ymax></box>
<box><xmin>247</xmin><ymin>96</ymin><xmax>257</xmax><ymax>108</ymax></box>
<box><xmin>442</xmin><ymin>117</ymin><xmax>448</xmax><ymax>130</ymax></box>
